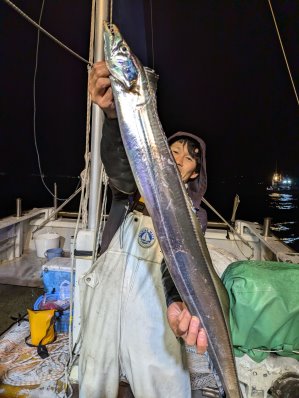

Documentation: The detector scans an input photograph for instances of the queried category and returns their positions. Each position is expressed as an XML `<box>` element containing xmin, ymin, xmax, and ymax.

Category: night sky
<box><xmin>0</xmin><ymin>0</ymin><xmax>298</xmax><ymax>218</ymax></box>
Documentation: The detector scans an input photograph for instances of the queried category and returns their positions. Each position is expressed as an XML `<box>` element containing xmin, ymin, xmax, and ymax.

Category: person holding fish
<box><xmin>79</xmin><ymin>59</ymin><xmax>220</xmax><ymax>398</ymax></box>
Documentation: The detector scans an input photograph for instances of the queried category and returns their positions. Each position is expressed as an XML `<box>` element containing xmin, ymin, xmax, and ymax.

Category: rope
<box><xmin>65</xmin><ymin>1</ymin><xmax>97</xmax><ymax>394</ymax></box>
<box><xmin>267</xmin><ymin>0</ymin><xmax>299</xmax><ymax>106</ymax></box>
<box><xmin>231</xmin><ymin>232</ymin><xmax>254</xmax><ymax>261</ymax></box>
<box><xmin>64</xmin><ymin>83</ymin><xmax>91</xmax><ymax>398</ymax></box>
<box><xmin>97</xmin><ymin>169</ymin><xmax>109</xmax><ymax>242</ymax></box>
<box><xmin>149</xmin><ymin>0</ymin><xmax>155</xmax><ymax>69</ymax></box>
<box><xmin>64</xmin><ymin>4</ymin><xmax>112</xmax><ymax>371</ymax></box>
<box><xmin>5</xmin><ymin>0</ymin><xmax>88</xmax><ymax>203</ymax></box>
<box><xmin>93</xmin><ymin>166</ymin><xmax>109</xmax><ymax>262</ymax></box>
<box><xmin>32</xmin><ymin>0</ymin><xmax>57</xmax><ymax>200</ymax></box>
<box><xmin>31</xmin><ymin>0</ymin><xmax>78</xmax><ymax>202</ymax></box>
<box><xmin>79</xmin><ymin>0</ymin><xmax>97</xmax><ymax>230</ymax></box>
<box><xmin>109</xmin><ymin>0</ymin><xmax>114</xmax><ymax>25</ymax></box>
<box><xmin>31</xmin><ymin>186</ymin><xmax>82</xmax><ymax>236</ymax></box>
<box><xmin>80</xmin><ymin>164</ymin><xmax>91</xmax><ymax>230</ymax></box>
<box><xmin>90</xmin><ymin>165</ymin><xmax>108</xmax><ymax>263</ymax></box>
<box><xmin>4</xmin><ymin>0</ymin><xmax>107</xmax><ymax>393</ymax></box>
<box><xmin>2</xmin><ymin>0</ymin><xmax>91</xmax><ymax>66</ymax></box>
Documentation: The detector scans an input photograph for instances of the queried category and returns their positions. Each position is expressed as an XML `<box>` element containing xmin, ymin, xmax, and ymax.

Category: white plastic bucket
<box><xmin>34</xmin><ymin>232</ymin><xmax>60</xmax><ymax>258</ymax></box>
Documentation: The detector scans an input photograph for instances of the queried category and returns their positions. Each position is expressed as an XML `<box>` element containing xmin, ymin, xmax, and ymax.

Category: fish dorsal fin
<box><xmin>144</xmin><ymin>67</ymin><xmax>159</xmax><ymax>95</ymax></box>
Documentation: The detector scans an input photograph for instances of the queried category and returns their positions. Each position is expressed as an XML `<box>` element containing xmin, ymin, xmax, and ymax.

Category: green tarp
<box><xmin>222</xmin><ymin>260</ymin><xmax>299</xmax><ymax>362</ymax></box>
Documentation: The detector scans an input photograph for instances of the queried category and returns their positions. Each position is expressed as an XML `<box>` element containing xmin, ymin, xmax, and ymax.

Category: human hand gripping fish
<box><xmin>167</xmin><ymin>301</ymin><xmax>208</xmax><ymax>354</ymax></box>
<box><xmin>88</xmin><ymin>61</ymin><xmax>117</xmax><ymax>119</ymax></box>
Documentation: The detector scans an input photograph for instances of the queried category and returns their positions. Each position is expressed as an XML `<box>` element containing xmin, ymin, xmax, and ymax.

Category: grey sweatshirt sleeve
<box><xmin>161</xmin><ymin>259</ymin><xmax>182</xmax><ymax>307</ymax></box>
<box><xmin>101</xmin><ymin>117</ymin><xmax>137</xmax><ymax>194</ymax></box>
<box><xmin>99</xmin><ymin>118</ymin><xmax>137</xmax><ymax>254</ymax></box>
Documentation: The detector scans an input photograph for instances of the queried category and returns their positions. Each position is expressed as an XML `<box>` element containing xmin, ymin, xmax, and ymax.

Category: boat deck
<box><xmin>0</xmin><ymin>250</ymin><xmax>44</xmax><ymax>288</ymax></box>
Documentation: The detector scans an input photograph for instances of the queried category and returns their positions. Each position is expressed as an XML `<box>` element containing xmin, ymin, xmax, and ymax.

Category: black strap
<box><xmin>37</xmin><ymin>344</ymin><xmax>50</xmax><ymax>359</ymax></box>
<box><xmin>25</xmin><ymin>335</ymin><xmax>50</xmax><ymax>359</ymax></box>
<box><xmin>130</xmin><ymin>192</ymin><xmax>149</xmax><ymax>215</ymax></box>
<box><xmin>129</xmin><ymin>191</ymin><xmax>141</xmax><ymax>213</ymax></box>
<box><xmin>10</xmin><ymin>313</ymin><xmax>28</xmax><ymax>326</ymax></box>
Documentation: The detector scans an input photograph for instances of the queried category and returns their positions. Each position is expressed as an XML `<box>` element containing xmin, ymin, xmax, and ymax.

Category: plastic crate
<box><xmin>56</xmin><ymin>310</ymin><xmax>70</xmax><ymax>333</ymax></box>
<box><xmin>42</xmin><ymin>257</ymin><xmax>73</xmax><ymax>297</ymax></box>
<box><xmin>34</xmin><ymin>294</ymin><xmax>70</xmax><ymax>334</ymax></box>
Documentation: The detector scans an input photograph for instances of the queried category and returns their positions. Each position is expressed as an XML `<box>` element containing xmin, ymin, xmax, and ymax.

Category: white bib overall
<box><xmin>79</xmin><ymin>211</ymin><xmax>191</xmax><ymax>398</ymax></box>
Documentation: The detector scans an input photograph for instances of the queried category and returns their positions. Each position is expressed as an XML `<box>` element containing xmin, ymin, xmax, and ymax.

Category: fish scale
<box><xmin>103</xmin><ymin>21</ymin><xmax>242</xmax><ymax>398</ymax></box>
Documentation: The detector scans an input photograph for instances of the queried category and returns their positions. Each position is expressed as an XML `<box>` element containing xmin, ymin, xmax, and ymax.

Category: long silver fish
<box><xmin>103</xmin><ymin>21</ymin><xmax>242</xmax><ymax>398</ymax></box>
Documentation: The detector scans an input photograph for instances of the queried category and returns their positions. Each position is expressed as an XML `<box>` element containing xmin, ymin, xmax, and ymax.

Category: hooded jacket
<box><xmin>100</xmin><ymin>117</ymin><xmax>208</xmax><ymax>305</ymax></box>
<box><xmin>167</xmin><ymin>131</ymin><xmax>207</xmax><ymax>231</ymax></box>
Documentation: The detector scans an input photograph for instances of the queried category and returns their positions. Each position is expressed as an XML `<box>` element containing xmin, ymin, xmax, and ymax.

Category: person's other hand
<box><xmin>167</xmin><ymin>301</ymin><xmax>208</xmax><ymax>354</ymax></box>
<box><xmin>88</xmin><ymin>61</ymin><xmax>117</xmax><ymax>119</ymax></box>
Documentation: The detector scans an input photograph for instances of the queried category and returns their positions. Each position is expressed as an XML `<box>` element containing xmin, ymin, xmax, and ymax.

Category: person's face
<box><xmin>170</xmin><ymin>141</ymin><xmax>199</xmax><ymax>182</ymax></box>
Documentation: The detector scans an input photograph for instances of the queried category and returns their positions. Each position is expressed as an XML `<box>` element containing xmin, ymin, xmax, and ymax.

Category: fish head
<box><xmin>103</xmin><ymin>22</ymin><xmax>139</xmax><ymax>90</ymax></box>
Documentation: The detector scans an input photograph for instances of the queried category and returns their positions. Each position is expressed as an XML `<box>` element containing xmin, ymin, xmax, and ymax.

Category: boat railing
<box><xmin>206</xmin><ymin>219</ymin><xmax>299</xmax><ymax>265</ymax></box>
<box><xmin>0</xmin><ymin>207</ymin><xmax>81</xmax><ymax>263</ymax></box>
<box><xmin>235</xmin><ymin>220</ymin><xmax>299</xmax><ymax>264</ymax></box>
<box><xmin>0</xmin><ymin>208</ymin><xmax>52</xmax><ymax>262</ymax></box>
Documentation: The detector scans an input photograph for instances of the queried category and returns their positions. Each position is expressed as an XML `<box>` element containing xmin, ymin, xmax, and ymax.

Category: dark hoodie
<box><xmin>168</xmin><ymin>131</ymin><xmax>207</xmax><ymax>232</ymax></box>
<box><xmin>100</xmin><ymin>117</ymin><xmax>208</xmax><ymax>305</ymax></box>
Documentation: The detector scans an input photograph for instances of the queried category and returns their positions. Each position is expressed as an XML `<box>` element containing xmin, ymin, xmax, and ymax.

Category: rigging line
<box><xmin>32</xmin><ymin>0</ymin><xmax>57</xmax><ymax>200</ymax></box>
<box><xmin>267</xmin><ymin>0</ymin><xmax>299</xmax><ymax>106</ymax></box>
<box><xmin>2</xmin><ymin>0</ymin><xmax>91</xmax><ymax>66</ymax></box>
<box><xmin>31</xmin><ymin>186</ymin><xmax>82</xmax><ymax>235</ymax></box>
<box><xmin>109</xmin><ymin>0</ymin><xmax>113</xmax><ymax>25</ymax></box>
<box><xmin>201</xmin><ymin>197</ymin><xmax>254</xmax><ymax>253</ymax></box>
<box><xmin>32</xmin><ymin>0</ymin><xmax>69</xmax><ymax>201</ymax></box>
<box><xmin>149</xmin><ymin>0</ymin><xmax>155</xmax><ymax>69</ymax></box>
<box><xmin>67</xmin><ymin>0</ymin><xmax>96</xmax><ymax>376</ymax></box>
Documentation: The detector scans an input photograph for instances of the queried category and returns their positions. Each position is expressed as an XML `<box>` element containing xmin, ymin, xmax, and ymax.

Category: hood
<box><xmin>167</xmin><ymin>131</ymin><xmax>207</xmax><ymax>210</ymax></box>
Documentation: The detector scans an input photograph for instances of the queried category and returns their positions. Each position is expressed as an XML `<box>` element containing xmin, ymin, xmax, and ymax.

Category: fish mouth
<box><xmin>103</xmin><ymin>21</ymin><xmax>122</xmax><ymax>45</ymax></box>
<box><xmin>103</xmin><ymin>21</ymin><xmax>123</xmax><ymax>53</ymax></box>
<box><xmin>103</xmin><ymin>21</ymin><xmax>119</xmax><ymax>36</ymax></box>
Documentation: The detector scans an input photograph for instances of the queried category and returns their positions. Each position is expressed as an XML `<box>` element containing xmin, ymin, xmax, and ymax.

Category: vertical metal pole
<box><xmin>87</xmin><ymin>0</ymin><xmax>109</xmax><ymax>230</ymax></box>
<box><xmin>230</xmin><ymin>194</ymin><xmax>240</xmax><ymax>227</ymax></box>
<box><xmin>16</xmin><ymin>198</ymin><xmax>22</xmax><ymax>218</ymax></box>
<box><xmin>53</xmin><ymin>182</ymin><xmax>57</xmax><ymax>220</ymax></box>
<box><xmin>71</xmin><ymin>0</ymin><xmax>110</xmax><ymax>359</ymax></box>
<box><xmin>54</xmin><ymin>183</ymin><xmax>57</xmax><ymax>209</ymax></box>
<box><xmin>263</xmin><ymin>217</ymin><xmax>272</xmax><ymax>237</ymax></box>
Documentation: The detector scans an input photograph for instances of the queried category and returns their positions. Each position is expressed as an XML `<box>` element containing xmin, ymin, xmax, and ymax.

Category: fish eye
<box><xmin>120</xmin><ymin>45</ymin><xmax>128</xmax><ymax>53</ymax></box>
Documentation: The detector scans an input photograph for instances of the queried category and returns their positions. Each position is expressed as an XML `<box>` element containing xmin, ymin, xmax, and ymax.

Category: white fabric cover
<box><xmin>79</xmin><ymin>211</ymin><xmax>191</xmax><ymax>398</ymax></box>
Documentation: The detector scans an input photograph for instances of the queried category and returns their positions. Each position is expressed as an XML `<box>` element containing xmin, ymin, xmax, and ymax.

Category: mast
<box><xmin>72</xmin><ymin>0</ymin><xmax>109</xmax><ymax>350</ymax></box>
<box><xmin>88</xmin><ymin>0</ymin><xmax>109</xmax><ymax>230</ymax></box>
